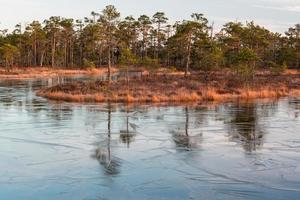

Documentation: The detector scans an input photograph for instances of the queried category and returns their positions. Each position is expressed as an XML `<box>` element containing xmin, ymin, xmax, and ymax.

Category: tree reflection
<box><xmin>119</xmin><ymin>104</ymin><xmax>137</xmax><ymax>147</ymax></box>
<box><xmin>0</xmin><ymin>95</ymin><xmax>14</xmax><ymax>107</ymax></box>
<box><xmin>47</xmin><ymin>104</ymin><xmax>73</xmax><ymax>122</ymax></box>
<box><xmin>288</xmin><ymin>98</ymin><xmax>300</xmax><ymax>119</ymax></box>
<box><xmin>93</xmin><ymin>103</ymin><xmax>121</xmax><ymax>176</ymax></box>
<box><xmin>171</xmin><ymin>106</ymin><xmax>202</xmax><ymax>151</ymax></box>
<box><xmin>227</xmin><ymin>102</ymin><xmax>265</xmax><ymax>152</ymax></box>
<box><xmin>0</xmin><ymin>84</ymin><xmax>16</xmax><ymax>109</ymax></box>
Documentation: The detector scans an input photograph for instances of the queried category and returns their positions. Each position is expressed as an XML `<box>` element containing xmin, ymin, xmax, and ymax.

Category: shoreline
<box><xmin>37</xmin><ymin>88</ymin><xmax>300</xmax><ymax>103</ymax></box>
<box><xmin>37</xmin><ymin>71</ymin><xmax>300</xmax><ymax>103</ymax></box>
<box><xmin>0</xmin><ymin>67</ymin><xmax>116</xmax><ymax>80</ymax></box>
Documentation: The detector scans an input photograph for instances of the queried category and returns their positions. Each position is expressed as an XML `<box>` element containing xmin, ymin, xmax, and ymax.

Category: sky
<box><xmin>0</xmin><ymin>0</ymin><xmax>299</xmax><ymax>33</ymax></box>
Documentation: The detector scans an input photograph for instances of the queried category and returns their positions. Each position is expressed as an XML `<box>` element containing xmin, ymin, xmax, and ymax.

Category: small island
<box><xmin>37</xmin><ymin>69</ymin><xmax>300</xmax><ymax>103</ymax></box>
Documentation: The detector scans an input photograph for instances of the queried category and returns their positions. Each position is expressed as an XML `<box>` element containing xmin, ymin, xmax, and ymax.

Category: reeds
<box><xmin>0</xmin><ymin>66</ymin><xmax>113</xmax><ymax>79</ymax></box>
<box><xmin>37</xmin><ymin>72</ymin><xmax>300</xmax><ymax>103</ymax></box>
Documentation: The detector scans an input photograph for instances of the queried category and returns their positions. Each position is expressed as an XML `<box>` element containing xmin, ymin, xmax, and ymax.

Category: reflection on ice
<box><xmin>93</xmin><ymin>146</ymin><xmax>121</xmax><ymax>176</ymax></box>
<box><xmin>171</xmin><ymin>107</ymin><xmax>202</xmax><ymax>150</ymax></box>
<box><xmin>119</xmin><ymin>105</ymin><xmax>137</xmax><ymax>147</ymax></box>
<box><xmin>226</xmin><ymin>103</ymin><xmax>265</xmax><ymax>152</ymax></box>
<box><xmin>119</xmin><ymin>131</ymin><xmax>136</xmax><ymax>147</ymax></box>
<box><xmin>0</xmin><ymin>78</ymin><xmax>300</xmax><ymax>200</ymax></box>
<box><xmin>93</xmin><ymin>103</ymin><xmax>121</xmax><ymax>176</ymax></box>
<box><xmin>289</xmin><ymin>98</ymin><xmax>300</xmax><ymax>119</ymax></box>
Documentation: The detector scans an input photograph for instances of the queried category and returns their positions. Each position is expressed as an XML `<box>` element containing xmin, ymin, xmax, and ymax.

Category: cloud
<box><xmin>253</xmin><ymin>0</ymin><xmax>300</xmax><ymax>12</ymax></box>
<box><xmin>254</xmin><ymin>4</ymin><xmax>300</xmax><ymax>12</ymax></box>
<box><xmin>0</xmin><ymin>0</ymin><xmax>298</xmax><ymax>33</ymax></box>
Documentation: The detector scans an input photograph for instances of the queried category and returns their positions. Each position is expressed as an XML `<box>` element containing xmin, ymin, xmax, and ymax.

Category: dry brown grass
<box><xmin>37</xmin><ymin>71</ymin><xmax>300</xmax><ymax>103</ymax></box>
<box><xmin>290</xmin><ymin>89</ymin><xmax>300</xmax><ymax>97</ymax></box>
<box><xmin>0</xmin><ymin>66</ymin><xmax>116</xmax><ymax>79</ymax></box>
<box><xmin>238</xmin><ymin>87</ymin><xmax>288</xmax><ymax>99</ymax></box>
<box><xmin>285</xmin><ymin>69</ymin><xmax>300</xmax><ymax>75</ymax></box>
<box><xmin>201</xmin><ymin>88</ymin><xmax>224</xmax><ymax>101</ymax></box>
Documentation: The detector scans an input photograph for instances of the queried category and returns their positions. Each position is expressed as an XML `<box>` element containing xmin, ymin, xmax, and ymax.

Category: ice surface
<box><xmin>0</xmin><ymin>78</ymin><xmax>299</xmax><ymax>200</ymax></box>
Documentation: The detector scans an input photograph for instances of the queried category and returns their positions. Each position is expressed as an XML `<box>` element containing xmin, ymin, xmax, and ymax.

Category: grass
<box><xmin>37</xmin><ymin>70</ymin><xmax>300</xmax><ymax>103</ymax></box>
<box><xmin>0</xmin><ymin>66</ymin><xmax>115</xmax><ymax>79</ymax></box>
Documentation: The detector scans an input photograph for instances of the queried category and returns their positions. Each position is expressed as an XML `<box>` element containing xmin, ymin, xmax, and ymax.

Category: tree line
<box><xmin>0</xmin><ymin>5</ymin><xmax>299</xmax><ymax>75</ymax></box>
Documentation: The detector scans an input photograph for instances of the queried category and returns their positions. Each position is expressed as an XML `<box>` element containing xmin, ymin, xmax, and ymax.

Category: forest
<box><xmin>0</xmin><ymin>5</ymin><xmax>299</xmax><ymax>76</ymax></box>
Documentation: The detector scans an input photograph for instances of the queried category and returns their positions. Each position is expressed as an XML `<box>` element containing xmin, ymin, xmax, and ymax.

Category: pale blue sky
<box><xmin>0</xmin><ymin>0</ymin><xmax>299</xmax><ymax>33</ymax></box>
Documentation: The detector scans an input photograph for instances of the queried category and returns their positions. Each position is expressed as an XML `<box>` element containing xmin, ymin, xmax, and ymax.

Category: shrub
<box><xmin>138</xmin><ymin>57</ymin><xmax>159</xmax><ymax>68</ymax></box>
<box><xmin>83</xmin><ymin>58</ymin><xmax>96</xmax><ymax>69</ymax></box>
<box><xmin>169</xmin><ymin>66</ymin><xmax>177</xmax><ymax>73</ymax></box>
<box><xmin>268</xmin><ymin>61</ymin><xmax>287</xmax><ymax>75</ymax></box>
<box><xmin>120</xmin><ymin>48</ymin><xmax>137</xmax><ymax>66</ymax></box>
<box><xmin>232</xmin><ymin>63</ymin><xmax>254</xmax><ymax>86</ymax></box>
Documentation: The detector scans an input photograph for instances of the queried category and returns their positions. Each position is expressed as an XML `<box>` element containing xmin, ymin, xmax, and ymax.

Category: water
<box><xmin>0</xmin><ymin>78</ymin><xmax>300</xmax><ymax>200</ymax></box>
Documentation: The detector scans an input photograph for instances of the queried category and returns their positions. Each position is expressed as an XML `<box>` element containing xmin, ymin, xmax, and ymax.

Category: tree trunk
<box><xmin>142</xmin><ymin>31</ymin><xmax>146</xmax><ymax>58</ymax></box>
<box><xmin>40</xmin><ymin>51</ymin><xmax>44</xmax><ymax>67</ymax></box>
<box><xmin>70</xmin><ymin>42</ymin><xmax>74</xmax><ymax>67</ymax></box>
<box><xmin>33</xmin><ymin>33</ymin><xmax>37</xmax><ymax>67</ymax></box>
<box><xmin>156</xmin><ymin>22</ymin><xmax>161</xmax><ymax>60</ymax></box>
<box><xmin>108</xmin><ymin>46</ymin><xmax>111</xmax><ymax>83</ymax></box>
<box><xmin>185</xmin><ymin>36</ymin><xmax>192</xmax><ymax>77</ymax></box>
<box><xmin>64</xmin><ymin>40</ymin><xmax>67</xmax><ymax>67</ymax></box>
<box><xmin>51</xmin><ymin>34</ymin><xmax>56</xmax><ymax>67</ymax></box>
<box><xmin>98</xmin><ymin>46</ymin><xmax>103</xmax><ymax>66</ymax></box>
<box><xmin>297</xmin><ymin>49</ymin><xmax>300</xmax><ymax>69</ymax></box>
<box><xmin>5</xmin><ymin>58</ymin><xmax>9</xmax><ymax>72</ymax></box>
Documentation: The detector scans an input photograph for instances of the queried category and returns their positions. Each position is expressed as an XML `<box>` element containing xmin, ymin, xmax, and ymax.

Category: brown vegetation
<box><xmin>0</xmin><ymin>67</ymin><xmax>116</xmax><ymax>79</ymax></box>
<box><xmin>37</xmin><ymin>71</ymin><xmax>300</xmax><ymax>103</ymax></box>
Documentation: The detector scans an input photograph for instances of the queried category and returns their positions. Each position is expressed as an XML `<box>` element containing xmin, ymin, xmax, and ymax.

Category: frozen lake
<box><xmin>0</xmin><ymin>78</ymin><xmax>300</xmax><ymax>200</ymax></box>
